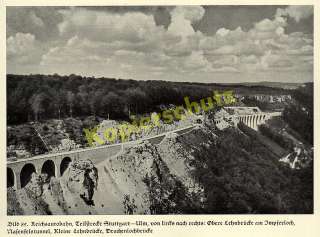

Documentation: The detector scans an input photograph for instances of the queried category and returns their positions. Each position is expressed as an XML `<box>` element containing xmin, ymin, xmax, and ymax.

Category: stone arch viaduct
<box><xmin>214</xmin><ymin>109</ymin><xmax>282</xmax><ymax>131</ymax></box>
<box><xmin>7</xmin><ymin>125</ymin><xmax>196</xmax><ymax>190</ymax></box>
<box><xmin>236</xmin><ymin>111</ymin><xmax>282</xmax><ymax>130</ymax></box>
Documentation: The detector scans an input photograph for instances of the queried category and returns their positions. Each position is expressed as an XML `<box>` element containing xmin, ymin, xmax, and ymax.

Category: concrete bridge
<box><xmin>214</xmin><ymin>107</ymin><xmax>282</xmax><ymax>130</ymax></box>
<box><xmin>234</xmin><ymin>111</ymin><xmax>281</xmax><ymax>130</ymax></box>
<box><xmin>7</xmin><ymin>125</ymin><xmax>196</xmax><ymax>190</ymax></box>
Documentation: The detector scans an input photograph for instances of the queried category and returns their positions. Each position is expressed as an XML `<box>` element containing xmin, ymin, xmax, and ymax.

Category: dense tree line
<box><xmin>283</xmin><ymin>83</ymin><xmax>313</xmax><ymax>145</ymax></box>
<box><xmin>7</xmin><ymin>74</ymin><xmax>212</xmax><ymax>124</ymax></box>
<box><xmin>7</xmin><ymin>74</ymin><xmax>288</xmax><ymax>125</ymax></box>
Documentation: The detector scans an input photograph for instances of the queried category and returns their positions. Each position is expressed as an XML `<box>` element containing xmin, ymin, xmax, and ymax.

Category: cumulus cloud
<box><xmin>287</xmin><ymin>45</ymin><xmax>313</xmax><ymax>55</ymax></box>
<box><xmin>212</xmin><ymin>55</ymin><xmax>238</xmax><ymax>67</ymax></box>
<box><xmin>7</xmin><ymin>32</ymin><xmax>46</xmax><ymax>76</ymax></box>
<box><xmin>6</xmin><ymin>32</ymin><xmax>44</xmax><ymax>66</ymax></box>
<box><xmin>58</xmin><ymin>8</ymin><xmax>167</xmax><ymax>45</ymax></box>
<box><xmin>168</xmin><ymin>6</ymin><xmax>204</xmax><ymax>37</ymax></box>
<box><xmin>8</xmin><ymin>6</ymin><xmax>313</xmax><ymax>80</ymax></box>
<box><xmin>40</xmin><ymin>36</ymin><xmax>110</xmax><ymax>67</ymax></box>
<box><xmin>7</xmin><ymin>7</ymin><xmax>63</xmax><ymax>40</ymax></box>
<box><xmin>201</xmin><ymin>10</ymin><xmax>312</xmax><ymax>73</ymax></box>
<box><xmin>43</xmin><ymin>7</ymin><xmax>207</xmax><ymax>73</ymax></box>
<box><xmin>276</xmin><ymin>6</ymin><xmax>313</xmax><ymax>22</ymax></box>
<box><xmin>249</xmin><ymin>16</ymin><xmax>287</xmax><ymax>40</ymax></box>
<box><xmin>240</xmin><ymin>55</ymin><xmax>259</xmax><ymax>64</ymax></box>
<box><xmin>183</xmin><ymin>51</ymin><xmax>211</xmax><ymax>70</ymax></box>
<box><xmin>261</xmin><ymin>51</ymin><xmax>292</xmax><ymax>69</ymax></box>
<box><xmin>7</xmin><ymin>33</ymin><xmax>35</xmax><ymax>57</ymax></box>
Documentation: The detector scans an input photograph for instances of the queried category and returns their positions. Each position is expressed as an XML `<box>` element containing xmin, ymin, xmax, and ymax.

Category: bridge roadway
<box><xmin>7</xmin><ymin>124</ymin><xmax>197</xmax><ymax>190</ymax></box>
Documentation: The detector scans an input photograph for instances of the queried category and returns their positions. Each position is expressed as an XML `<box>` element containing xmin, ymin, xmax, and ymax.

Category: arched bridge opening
<box><xmin>60</xmin><ymin>157</ymin><xmax>72</xmax><ymax>176</ymax></box>
<box><xmin>7</xmin><ymin>168</ymin><xmax>14</xmax><ymax>188</ymax></box>
<box><xmin>20</xmin><ymin>163</ymin><xmax>36</xmax><ymax>188</ymax></box>
<box><xmin>41</xmin><ymin>160</ymin><xmax>55</xmax><ymax>180</ymax></box>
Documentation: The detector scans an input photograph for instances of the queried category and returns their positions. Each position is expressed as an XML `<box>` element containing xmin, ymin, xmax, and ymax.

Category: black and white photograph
<box><xmin>6</xmin><ymin>5</ymin><xmax>314</xmax><ymax>215</ymax></box>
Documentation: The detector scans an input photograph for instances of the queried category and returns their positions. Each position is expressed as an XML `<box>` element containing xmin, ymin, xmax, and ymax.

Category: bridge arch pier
<box><xmin>54</xmin><ymin>160</ymin><xmax>61</xmax><ymax>178</ymax></box>
<box><xmin>14</xmin><ymin>170</ymin><xmax>21</xmax><ymax>190</ymax></box>
<box><xmin>35</xmin><ymin>163</ymin><xmax>42</xmax><ymax>175</ymax></box>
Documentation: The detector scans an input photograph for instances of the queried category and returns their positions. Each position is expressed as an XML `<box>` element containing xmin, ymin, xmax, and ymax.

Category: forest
<box><xmin>7</xmin><ymin>74</ymin><xmax>289</xmax><ymax>125</ymax></box>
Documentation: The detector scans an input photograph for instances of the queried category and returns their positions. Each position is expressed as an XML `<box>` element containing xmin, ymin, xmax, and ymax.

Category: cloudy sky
<box><xmin>7</xmin><ymin>6</ymin><xmax>313</xmax><ymax>83</ymax></box>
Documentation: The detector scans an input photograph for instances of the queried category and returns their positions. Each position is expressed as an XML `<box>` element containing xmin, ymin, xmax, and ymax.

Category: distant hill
<box><xmin>236</xmin><ymin>81</ymin><xmax>305</xmax><ymax>90</ymax></box>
